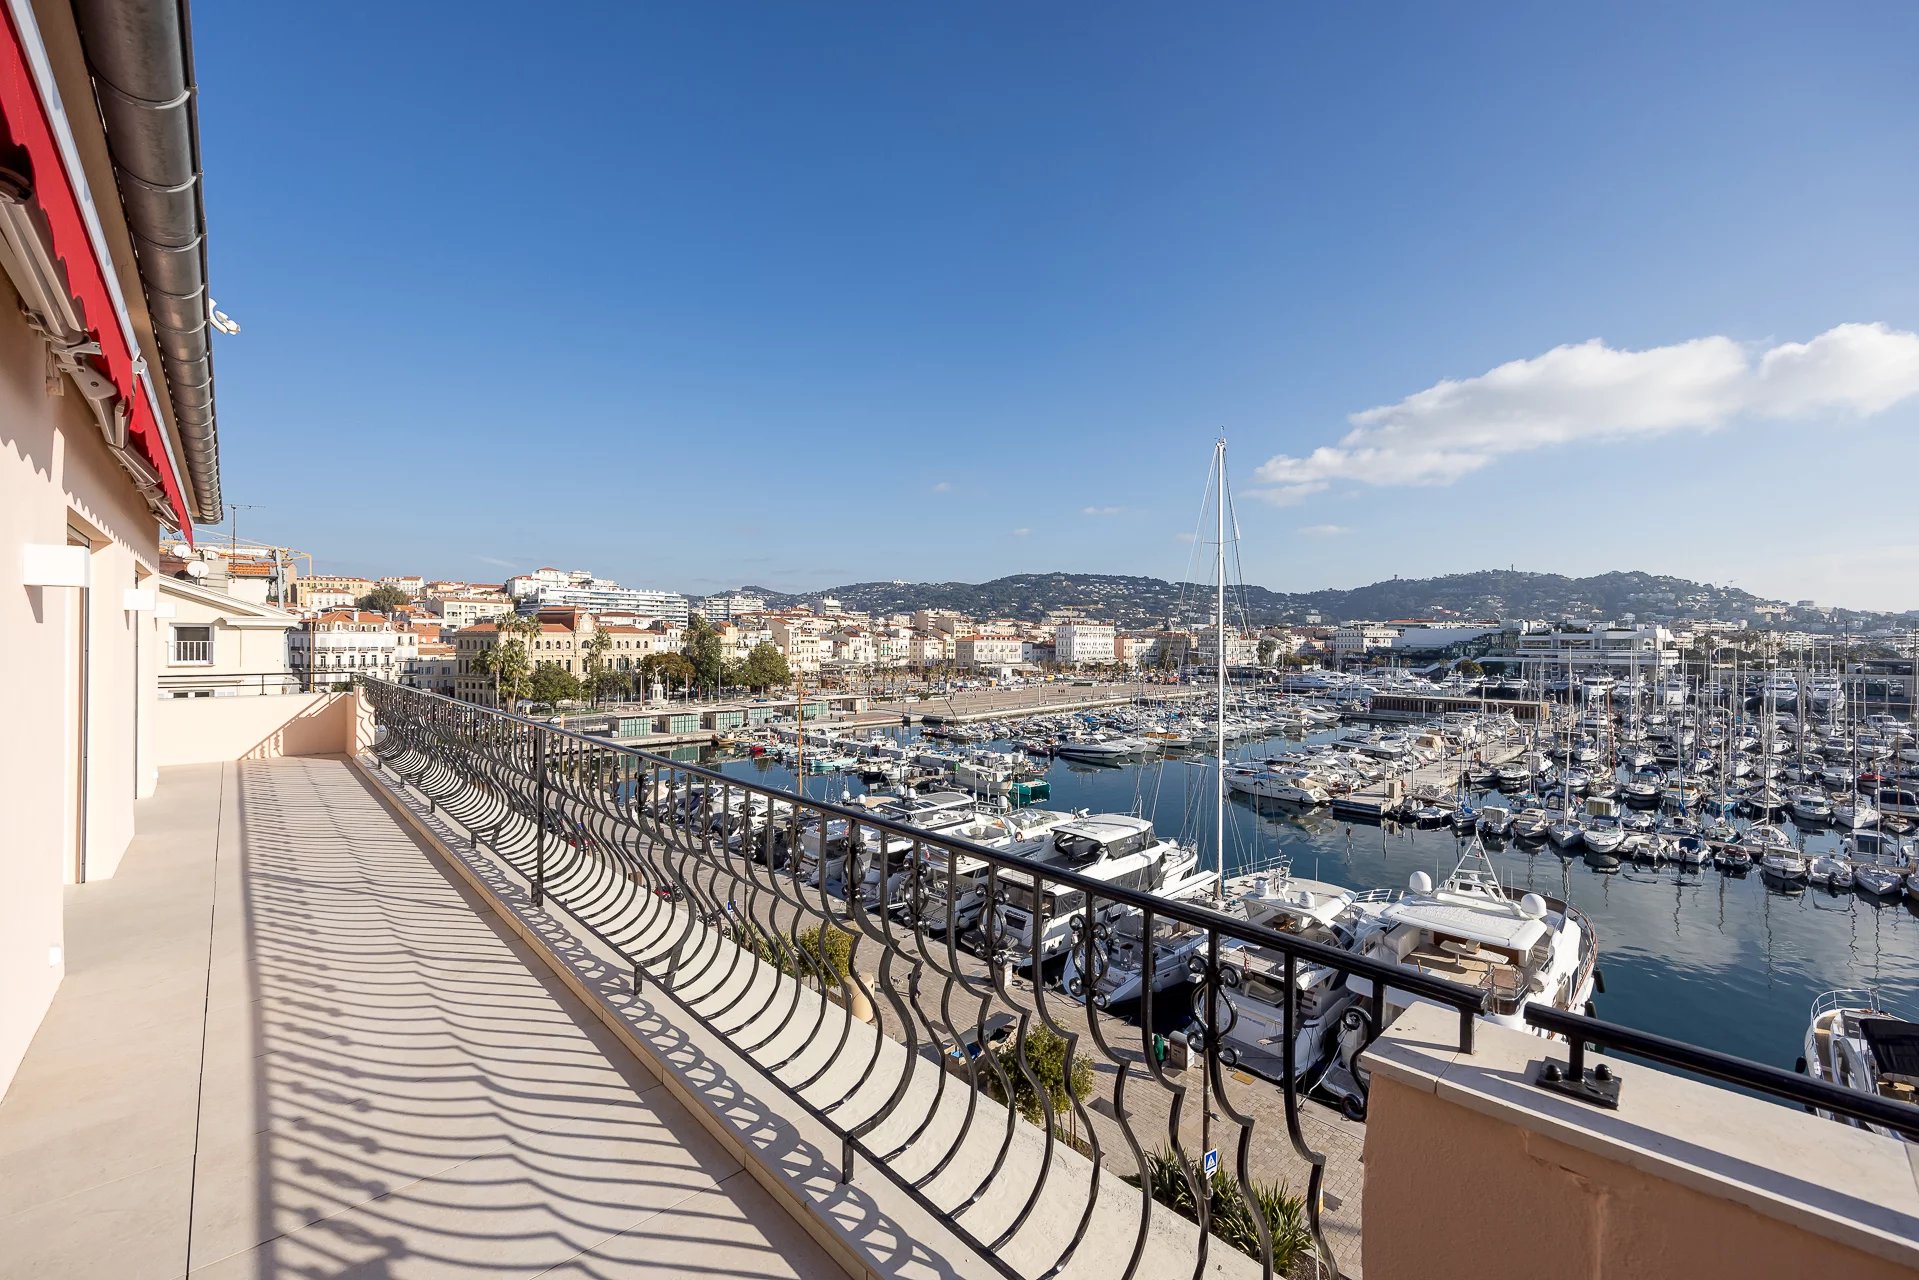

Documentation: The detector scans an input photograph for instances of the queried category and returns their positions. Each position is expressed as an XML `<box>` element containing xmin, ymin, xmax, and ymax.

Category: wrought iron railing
<box><xmin>361</xmin><ymin>679</ymin><xmax>1487</xmax><ymax>1279</ymax></box>
<box><xmin>1526</xmin><ymin>1005</ymin><xmax>1919</xmax><ymax>1141</ymax></box>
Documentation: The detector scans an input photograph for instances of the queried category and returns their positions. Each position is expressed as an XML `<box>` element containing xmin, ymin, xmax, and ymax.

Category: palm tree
<box><xmin>583</xmin><ymin>629</ymin><xmax>613</xmax><ymax>706</ymax></box>
<box><xmin>479</xmin><ymin>612</ymin><xmax>540</xmax><ymax>708</ymax></box>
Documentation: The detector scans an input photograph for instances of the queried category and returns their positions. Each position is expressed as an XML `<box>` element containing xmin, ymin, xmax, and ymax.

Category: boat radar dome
<box><xmin>1408</xmin><ymin>871</ymin><xmax>1433</xmax><ymax>894</ymax></box>
<box><xmin>1519</xmin><ymin>893</ymin><xmax>1548</xmax><ymax>919</ymax></box>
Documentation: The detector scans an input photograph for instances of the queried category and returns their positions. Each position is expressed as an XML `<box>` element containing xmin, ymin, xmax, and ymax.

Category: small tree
<box><xmin>682</xmin><ymin>613</ymin><xmax>725</xmax><ymax>692</ymax></box>
<box><xmin>358</xmin><ymin>584</ymin><xmax>410</xmax><ymax>614</ymax></box>
<box><xmin>985</xmin><ymin>1024</ymin><xmax>1094</xmax><ymax>1124</ymax></box>
<box><xmin>529</xmin><ymin>661</ymin><xmax>582</xmax><ymax>705</ymax></box>
<box><xmin>1456</xmin><ymin>658</ymin><xmax>1484</xmax><ymax>677</ymax></box>
<box><xmin>1256</xmin><ymin>638</ymin><xmax>1279</xmax><ymax>667</ymax></box>
<box><xmin>736</xmin><ymin>641</ymin><xmax>791</xmax><ymax>692</ymax></box>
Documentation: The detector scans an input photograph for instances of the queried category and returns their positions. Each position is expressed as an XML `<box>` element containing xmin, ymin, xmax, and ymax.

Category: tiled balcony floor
<box><xmin>0</xmin><ymin>757</ymin><xmax>838</xmax><ymax>1280</ymax></box>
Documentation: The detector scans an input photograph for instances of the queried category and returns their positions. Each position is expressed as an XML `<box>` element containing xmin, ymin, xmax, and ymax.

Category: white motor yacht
<box><xmin>1053</xmin><ymin>734</ymin><xmax>1149</xmax><ymax>763</ymax></box>
<box><xmin>1805</xmin><ymin>990</ymin><xmax>1919</xmax><ymax>1141</ymax></box>
<box><xmin>1757</xmin><ymin>841</ymin><xmax>1810</xmax><ymax>888</ymax></box>
<box><xmin>1581</xmin><ymin>815</ymin><xmax>1627</xmax><ymax>856</ymax></box>
<box><xmin>993</xmin><ymin>815</ymin><xmax>1186</xmax><ymax>967</ymax></box>
<box><xmin>1344</xmin><ymin>841</ymin><xmax>1599</xmax><ymax>1038</ymax></box>
<box><xmin>911</xmin><ymin>808</ymin><xmax>1078</xmax><ymax>931</ymax></box>
<box><xmin>1790</xmin><ymin>788</ymin><xmax>1834</xmax><ymax>825</ymax></box>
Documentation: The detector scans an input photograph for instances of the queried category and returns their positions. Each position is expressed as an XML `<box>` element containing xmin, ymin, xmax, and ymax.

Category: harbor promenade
<box><xmin>873</xmin><ymin>682</ymin><xmax>1208</xmax><ymax>725</ymax></box>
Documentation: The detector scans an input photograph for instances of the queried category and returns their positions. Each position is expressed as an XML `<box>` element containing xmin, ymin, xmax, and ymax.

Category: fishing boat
<box><xmin>1511</xmin><ymin>806</ymin><xmax>1552</xmax><ymax>842</ymax></box>
<box><xmin>1807</xmin><ymin>847</ymin><xmax>1852</xmax><ymax>891</ymax></box>
<box><xmin>1477</xmin><ymin>804</ymin><xmax>1514</xmax><ymax>838</ymax></box>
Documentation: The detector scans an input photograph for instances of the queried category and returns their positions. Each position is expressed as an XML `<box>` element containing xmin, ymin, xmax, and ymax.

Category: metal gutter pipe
<box><xmin>70</xmin><ymin>0</ymin><xmax>221</xmax><ymax>522</ymax></box>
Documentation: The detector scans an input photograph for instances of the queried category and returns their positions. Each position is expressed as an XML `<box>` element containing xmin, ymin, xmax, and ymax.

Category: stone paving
<box><xmin>0</xmin><ymin>758</ymin><xmax>839</xmax><ymax>1280</ymax></box>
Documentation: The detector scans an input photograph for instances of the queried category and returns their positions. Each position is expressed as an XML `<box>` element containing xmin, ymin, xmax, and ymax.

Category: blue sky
<box><xmin>194</xmin><ymin>3</ymin><xmax>1919</xmax><ymax>609</ymax></box>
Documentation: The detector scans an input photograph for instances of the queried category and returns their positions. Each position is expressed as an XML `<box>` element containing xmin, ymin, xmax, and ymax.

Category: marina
<box><xmin>695</xmin><ymin>699</ymin><xmax>1919</xmax><ymax>1075</ymax></box>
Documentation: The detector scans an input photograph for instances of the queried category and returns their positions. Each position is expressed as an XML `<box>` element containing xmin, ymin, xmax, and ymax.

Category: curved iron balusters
<box><xmin>360</xmin><ymin>679</ymin><xmax>1485</xmax><ymax>1280</ymax></box>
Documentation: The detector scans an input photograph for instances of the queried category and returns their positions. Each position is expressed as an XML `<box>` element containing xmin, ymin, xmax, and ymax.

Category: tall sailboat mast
<box><xmin>1215</xmin><ymin>437</ymin><xmax>1228</xmax><ymax>898</ymax></box>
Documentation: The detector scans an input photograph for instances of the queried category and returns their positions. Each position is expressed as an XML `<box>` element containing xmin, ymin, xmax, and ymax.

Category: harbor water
<box><xmin>701</xmin><ymin>723</ymin><xmax>1919</xmax><ymax>1071</ymax></box>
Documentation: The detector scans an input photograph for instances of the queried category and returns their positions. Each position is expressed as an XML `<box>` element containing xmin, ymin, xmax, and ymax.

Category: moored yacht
<box><xmin>910</xmin><ymin>808</ymin><xmax>1078</xmax><ymax>931</ymax></box>
<box><xmin>993</xmin><ymin>815</ymin><xmax>1191</xmax><ymax>967</ymax></box>
<box><xmin>1804</xmin><ymin>990</ymin><xmax>1919</xmax><ymax>1141</ymax></box>
<box><xmin>1344</xmin><ymin>841</ymin><xmax>1599</xmax><ymax>1038</ymax></box>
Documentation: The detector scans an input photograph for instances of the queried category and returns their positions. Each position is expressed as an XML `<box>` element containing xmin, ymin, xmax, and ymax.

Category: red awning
<box><xmin>1</xmin><ymin>4</ymin><xmax>191</xmax><ymax>535</ymax></box>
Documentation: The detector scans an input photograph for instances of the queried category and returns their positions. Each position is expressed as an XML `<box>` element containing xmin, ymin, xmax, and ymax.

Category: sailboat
<box><xmin>1064</xmin><ymin>440</ymin><xmax>1239</xmax><ymax>1006</ymax></box>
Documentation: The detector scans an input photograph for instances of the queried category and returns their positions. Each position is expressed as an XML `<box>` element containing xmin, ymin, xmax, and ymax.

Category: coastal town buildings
<box><xmin>291</xmin><ymin>610</ymin><xmax>406</xmax><ymax>688</ymax></box>
<box><xmin>426</xmin><ymin>593</ymin><xmax>517</xmax><ymax>629</ymax></box>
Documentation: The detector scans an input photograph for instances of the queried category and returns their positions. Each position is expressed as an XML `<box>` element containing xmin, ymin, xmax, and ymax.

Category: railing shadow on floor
<box><xmin>222</xmin><ymin>757</ymin><xmax>873</xmax><ymax>1278</ymax></box>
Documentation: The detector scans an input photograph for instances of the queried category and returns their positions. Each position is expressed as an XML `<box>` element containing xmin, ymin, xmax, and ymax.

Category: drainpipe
<box><xmin>70</xmin><ymin>0</ymin><xmax>222</xmax><ymax>522</ymax></box>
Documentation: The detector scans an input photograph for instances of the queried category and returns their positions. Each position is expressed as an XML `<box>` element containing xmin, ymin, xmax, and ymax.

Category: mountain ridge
<box><xmin>718</xmin><ymin>569</ymin><xmax>1913</xmax><ymax>628</ymax></box>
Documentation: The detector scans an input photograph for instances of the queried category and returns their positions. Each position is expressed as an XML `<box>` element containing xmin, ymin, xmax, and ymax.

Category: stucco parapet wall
<box><xmin>1362</xmin><ymin>1002</ymin><xmax>1919</xmax><ymax>1270</ymax></box>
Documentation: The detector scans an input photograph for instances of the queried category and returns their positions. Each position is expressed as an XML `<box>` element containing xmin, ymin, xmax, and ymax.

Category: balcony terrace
<box><xmin>0</xmin><ymin>757</ymin><xmax>834</xmax><ymax>1279</ymax></box>
<box><xmin>3</xmin><ymin>685</ymin><xmax>1916</xmax><ymax>1280</ymax></box>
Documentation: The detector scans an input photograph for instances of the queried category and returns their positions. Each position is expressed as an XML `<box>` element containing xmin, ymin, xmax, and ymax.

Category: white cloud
<box><xmin>1252</xmin><ymin>323</ymin><xmax>1919</xmax><ymax>501</ymax></box>
<box><xmin>1174</xmin><ymin>531</ymin><xmax>1197</xmax><ymax>544</ymax></box>
<box><xmin>1299</xmin><ymin>524</ymin><xmax>1348</xmax><ymax>538</ymax></box>
<box><xmin>1082</xmin><ymin>505</ymin><xmax>1123</xmax><ymax>516</ymax></box>
<box><xmin>931</xmin><ymin>481</ymin><xmax>953</xmax><ymax>493</ymax></box>
<box><xmin>1011</xmin><ymin>527</ymin><xmax>1031</xmax><ymax>537</ymax></box>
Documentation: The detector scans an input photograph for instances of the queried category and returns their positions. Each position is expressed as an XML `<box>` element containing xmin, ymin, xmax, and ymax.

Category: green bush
<box><xmin>983</xmin><ymin>1024</ymin><xmax>1094</xmax><ymax>1124</ymax></box>
<box><xmin>793</xmin><ymin>923</ymin><xmax>854</xmax><ymax>984</ymax></box>
<box><xmin>730</xmin><ymin>920</ymin><xmax>854</xmax><ymax>987</ymax></box>
<box><xmin>1134</xmin><ymin>1145</ymin><xmax>1313</xmax><ymax>1272</ymax></box>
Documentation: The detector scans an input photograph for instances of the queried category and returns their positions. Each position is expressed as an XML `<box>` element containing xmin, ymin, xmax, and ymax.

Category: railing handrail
<box><xmin>365</xmin><ymin>679</ymin><xmax>1489</xmax><ymax>1021</ymax></box>
<box><xmin>1524</xmin><ymin>1004</ymin><xmax>1919</xmax><ymax>1140</ymax></box>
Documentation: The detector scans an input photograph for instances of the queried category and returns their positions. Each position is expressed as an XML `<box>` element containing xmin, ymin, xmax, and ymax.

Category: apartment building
<box><xmin>156</xmin><ymin>576</ymin><xmax>299</xmax><ymax>696</ymax></box>
<box><xmin>1334</xmin><ymin>622</ymin><xmax>1403</xmax><ymax>662</ymax></box>
<box><xmin>298</xmin><ymin>574</ymin><xmax>374</xmax><ymax>609</ymax></box>
<box><xmin>1503</xmin><ymin>621</ymin><xmax>1680</xmax><ymax>674</ymax></box>
<box><xmin>1194</xmin><ymin>628</ymin><xmax>1260</xmax><ymax>667</ymax></box>
<box><xmin>1055</xmin><ymin>621</ymin><xmax>1117</xmax><ymax>666</ymax></box>
<box><xmin>955</xmin><ymin>634</ymin><xmax>1026</xmax><ymax>668</ymax></box>
<box><xmin>910</xmin><ymin>633</ymin><xmax>953</xmax><ymax>666</ymax></box>
<box><xmin>450</xmin><ymin>609</ymin><xmax>679</xmax><ymax>703</ymax></box>
<box><xmin>515</xmin><ymin>580</ymin><xmax>689</xmax><ymax>623</ymax></box>
<box><xmin>428</xmin><ymin>593</ymin><xmax>516</xmax><ymax>629</ymax></box>
<box><xmin>767</xmin><ymin>616</ymin><xmax>822</xmax><ymax>674</ymax></box>
<box><xmin>291</xmin><ymin>610</ymin><xmax>405</xmax><ymax>688</ymax></box>
<box><xmin>402</xmin><ymin>640</ymin><xmax>460</xmax><ymax>696</ymax></box>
